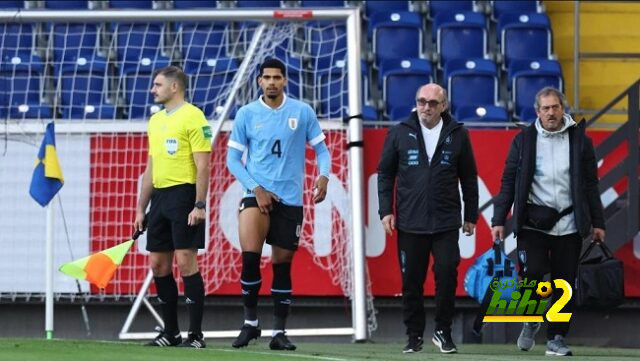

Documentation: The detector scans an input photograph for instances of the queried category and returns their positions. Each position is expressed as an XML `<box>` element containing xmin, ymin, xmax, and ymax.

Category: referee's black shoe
<box><xmin>145</xmin><ymin>331</ymin><xmax>182</xmax><ymax>347</ymax></box>
<box><xmin>269</xmin><ymin>332</ymin><xmax>296</xmax><ymax>351</ymax></box>
<box><xmin>232</xmin><ymin>324</ymin><xmax>261</xmax><ymax>348</ymax></box>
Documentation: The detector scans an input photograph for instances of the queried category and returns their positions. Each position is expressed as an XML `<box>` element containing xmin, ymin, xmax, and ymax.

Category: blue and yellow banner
<box><xmin>29</xmin><ymin>122</ymin><xmax>64</xmax><ymax>207</ymax></box>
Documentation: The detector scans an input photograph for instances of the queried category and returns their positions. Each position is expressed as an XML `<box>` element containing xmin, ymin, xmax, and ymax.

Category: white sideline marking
<box><xmin>213</xmin><ymin>348</ymin><xmax>347</xmax><ymax>361</ymax></box>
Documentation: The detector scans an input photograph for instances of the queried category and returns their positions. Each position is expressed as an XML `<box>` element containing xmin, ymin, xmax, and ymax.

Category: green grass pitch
<box><xmin>1</xmin><ymin>338</ymin><xmax>639</xmax><ymax>361</ymax></box>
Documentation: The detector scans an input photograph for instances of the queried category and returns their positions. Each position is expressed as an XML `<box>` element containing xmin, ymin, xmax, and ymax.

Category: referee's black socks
<box><xmin>183</xmin><ymin>271</ymin><xmax>205</xmax><ymax>336</ymax></box>
<box><xmin>272</xmin><ymin>262</ymin><xmax>292</xmax><ymax>332</ymax></box>
<box><xmin>154</xmin><ymin>274</ymin><xmax>179</xmax><ymax>336</ymax></box>
<box><xmin>241</xmin><ymin>251</ymin><xmax>262</xmax><ymax>322</ymax></box>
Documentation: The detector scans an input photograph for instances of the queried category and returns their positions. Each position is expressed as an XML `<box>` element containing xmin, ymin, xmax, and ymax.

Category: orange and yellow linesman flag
<box><xmin>59</xmin><ymin>240</ymin><xmax>134</xmax><ymax>289</ymax></box>
<box><xmin>59</xmin><ymin>227</ymin><xmax>145</xmax><ymax>289</ymax></box>
<box><xmin>29</xmin><ymin>122</ymin><xmax>64</xmax><ymax>207</ymax></box>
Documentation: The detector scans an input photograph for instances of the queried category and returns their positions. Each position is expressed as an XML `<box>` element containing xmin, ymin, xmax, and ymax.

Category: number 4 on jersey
<box><xmin>271</xmin><ymin>139</ymin><xmax>282</xmax><ymax>158</ymax></box>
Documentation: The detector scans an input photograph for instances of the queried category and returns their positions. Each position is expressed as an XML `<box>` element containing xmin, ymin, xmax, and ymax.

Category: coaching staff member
<box><xmin>134</xmin><ymin>66</ymin><xmax>211</xmax><ymax>348</ymax></box>
<box><xmin>377</xmin><ymin>83</ymin><xmax>478</xmax><ymax>354</ymax></box>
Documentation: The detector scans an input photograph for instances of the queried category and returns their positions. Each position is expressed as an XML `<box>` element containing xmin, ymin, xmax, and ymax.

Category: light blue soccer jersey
<box><xmin>227</xmin><ymin>95</ymin><xmax>326</xmax><ymax>206</ymax></box>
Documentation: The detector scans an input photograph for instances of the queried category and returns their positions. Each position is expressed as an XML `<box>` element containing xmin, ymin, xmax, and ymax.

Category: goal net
<box><xmin>0</xmin><ymin>8</ymin><xmax>374</xmax><ymax>339</ymax></box>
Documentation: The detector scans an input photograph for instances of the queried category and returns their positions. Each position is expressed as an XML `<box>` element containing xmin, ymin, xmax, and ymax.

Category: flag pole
<box><xmin>45</xmin><ymin>197</ymin><xmax>55</xmax><ymax>339</ymax></box>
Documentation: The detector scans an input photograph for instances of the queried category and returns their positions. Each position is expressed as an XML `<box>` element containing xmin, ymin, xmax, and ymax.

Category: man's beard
<box><xmin>267</xmin><ymin>93</ymin><xmax>278</xmax><ymax>100</ymax></box>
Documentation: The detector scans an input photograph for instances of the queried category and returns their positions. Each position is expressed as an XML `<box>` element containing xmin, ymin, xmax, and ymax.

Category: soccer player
<box><xmin>134</xmin><ymin>66</ymin><xmax>211</xmax><ymax>348</ymax></box>
<box><xmin>226</xmin><ymin>58</ymin><xmax>330</xmax><ymax>351</ymax></box>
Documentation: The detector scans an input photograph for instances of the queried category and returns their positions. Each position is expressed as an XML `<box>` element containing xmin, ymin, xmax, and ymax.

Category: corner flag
<box><xmin>29</xmin><ymin>122</ymin><xmax>64</xmax><ymax>207</ymax></box>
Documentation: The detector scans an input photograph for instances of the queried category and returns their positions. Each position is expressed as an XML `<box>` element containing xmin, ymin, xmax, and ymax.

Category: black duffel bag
<box><xmin>574</xmin><ymin>241</ymin><xmax>625</xmax><ymax>310</ymax></box>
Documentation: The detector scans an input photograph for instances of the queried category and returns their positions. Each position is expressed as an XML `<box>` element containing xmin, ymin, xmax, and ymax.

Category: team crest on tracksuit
<box><xmin>288</xmin><ymin>117</ymin><xmax>298</xmax><ymax>130</ymax></box>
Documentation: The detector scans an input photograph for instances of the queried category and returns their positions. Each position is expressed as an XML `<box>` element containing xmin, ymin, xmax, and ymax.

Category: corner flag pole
<box><xmin>45</xmin><ymin>198</ymin><xmax>55</xmax><ymax>339</ymax></box>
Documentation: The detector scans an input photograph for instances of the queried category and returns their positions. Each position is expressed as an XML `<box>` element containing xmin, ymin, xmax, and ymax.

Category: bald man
<box><xmin>377</xmin><ymin>83</ymin><xmax>478</xmax><ymax>354</ymax></box>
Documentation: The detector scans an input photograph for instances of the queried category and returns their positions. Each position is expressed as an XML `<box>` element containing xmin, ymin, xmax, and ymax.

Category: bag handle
<box><xmin>579</xmin><ymin>240</ymin><xmax>613</xmax><ymax>262</ymax></box>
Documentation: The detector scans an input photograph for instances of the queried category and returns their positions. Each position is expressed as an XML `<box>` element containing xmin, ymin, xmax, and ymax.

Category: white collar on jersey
<box><xmin>259</xmin><ymin>93</ymin><xmax>288</xmax><ymax>110</ymax></box>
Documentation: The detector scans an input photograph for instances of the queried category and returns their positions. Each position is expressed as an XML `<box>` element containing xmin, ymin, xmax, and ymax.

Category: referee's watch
<box><xmin>194</xmin><ymin>201</ymin><xmax>206</xmax><ymax>210</ymax></box>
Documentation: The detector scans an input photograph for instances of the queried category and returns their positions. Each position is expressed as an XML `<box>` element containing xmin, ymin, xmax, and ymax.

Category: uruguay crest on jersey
<box><xmin>288</xmin><ymin>117</ymin><xmax>298</xmax><ymax>130</ymax></box>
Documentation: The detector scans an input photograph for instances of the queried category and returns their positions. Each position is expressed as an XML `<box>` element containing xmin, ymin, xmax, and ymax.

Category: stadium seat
<box><xmin>492</xmin><ymin>0</ymin><xmax>540</xmax><ymax>21</ymax></box>
<box><xmin>123</xmin><ymin>57</ymin><xmax>171</xmax><ymax>119</ymax></box>
<box><xmin>180</xmin><ymin>22</ymin><xmax>229</xmax><ymax>61</ymax></box>
<box><xmin>316</xmin><ymin>58</ymin><xmax>348</xmax><ymax>119</ymax></box>
<box><xmin>0</xmin><ymin>23</ymin><xmax>33</xmax><ymax>60</ymax></box>
<box><xmin>0</xmin><ymin>1</ymin><xmax>24</xmax><ymax>8</ymax></box>
<box><xmin>362</xmin><ymin>104</ymin><xmax>378</xmax><ymax>121</ymax></box>
<box><xmin>436</xmin><ymin>11</ymin><xmax>487</xmax><ymax>68</ymax></box>
<box><xmin>371</xmin><ymin>12</ymin><xmax>422</xmax><ymax>68</ymax></box>
<box><xmin>512</xmin><ymin>68</ymin><xmax>562</xmax><ymax>120</ymax></box>
<box><xmin>507</xmin><ymin>59</ymin><xmax>561</xmax><ymax>89</ymax></box>
<box><xmin>307</xmin><ymin>21</ymin><xmax>347</xmax><ymax>71</ymax></box>
<box><xmin>455</xmin><ymin>104</ymin><xmax>509</xmax><ymax>123</ymax></box>
<box><xmin>51</xmin><ymin>24</ymin><xmax>99</xmax><ymax>74</ymax></box>
<box><xmin>445</xmin><ymin>59</ymin><xmax>498</xmax><ymax>114</ymax></box>
<box><xmin>501</xmin><ymin>17</ymin><xmax>551</xmax><ymax>69</ymax></box>
<box><xmin>44</xmin><ymin>0</ymin><xmax>89</xmax><ymax>9</ymax></box>
<box><xmin>518</xmin><ymin>106</ymin><xmax>538</xmax><ymax>123</ymax></box>
<box><xmin>497</xmin><ymin>12</ymin><xmax>550</xmax><ymax>44</ymax></box>
<box><xmin>172</xmin><ymin>0</ymin><xmax>217</xmax><ymax>8</ymax></box>
<box><xmin>8</xmin><ymin>103</ymin><xmax>53</xmax><ymax>119</ymax></box>
<box><xmin>109</xmin><ymin>0</ymin><xmax>153</xmax><ymax>9</ymax></box>
<box><xmin>0</xmin><ymin>55</ymin><xmax>45</xmax><ymax>118</ymax></box>
<box><xmin>364</xmin><ymin>1</ymin><xmax>409</xmax><ymax>20</ymax></box>
<box><xmin>380</xmin><ymin>58</ymin><xmax>433</xmax><ymax>120</ymax></box>
<box><xmin>57</xmin><ymin>56</ymin><xmax>114</xmax><ymax>119</ymax></box>
<box><xmin>429</xmin><ymin>0</ymin><xmax>473</xmax><ymax>19</ymax></box>
<box><xmin>300</xmin><ymin>0</ymin><xmax>344</xmax><ymax>7</ymax></box>
<box><xmin>185</xmin><ymin>57</ymin><xmax>239</xmax><ymax>118</ymax></box>
<box><xmin>115</xmin><ymin>23</ymin><xmax>165</xmax><ymax>73</ymax></box>
<box><xmin>235</xmin><ymin>0</ymin><xmax>281</xmax><ymax>7</ymax></box>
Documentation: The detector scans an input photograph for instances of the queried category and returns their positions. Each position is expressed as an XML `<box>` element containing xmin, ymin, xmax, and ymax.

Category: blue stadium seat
<box><xmin>300</xmin><ymin>0</ymin><xmax>344</xmax><ymax>7</ymax></box>
<box><xmin>0</xmin><ymin>55</ymin><xmax>45</xmax><ymax>118</ymax></box>
<box><xmin>364</xmin><ymin>1</ymin><xmax>409</xmax><ymax>20</ymax></box>
<box><xmin>307</xmin><ymin>21</ymin><xmax>347</xmax><ymax>71</ymax></box>
<box><xmin>109</xmin><ymin>0</ymin><xmax>153</xmax><ymax>8</ymax></box>
<box><xmin>44</xmin><ymin>0</ymin><xmax>88</xmax><ymax>9</ymax></box>
<box><xmin>173</xmin><ymin>0</ymin><xmax>217</xmax><ymax>8</ymax></box>
<box><xmin>8</xmin><ymin>103</ymin><xmax>53</xmax><ymax>119</ymax></box>
<box><xmin>512</xmin><ymin>64</ymin><xmax>562</xmax><ymax>120</ymax></box>
<box><xmin>492</xmin><ymin>0</ymin><xmax>540</xmax><ymax>21</ymax></box>
<box><xmin>235</xmin><ymin>0</ymin><xmax>281</xmax><ymax>7</ymax></box>
<box><xmin>518</xmin><ymin>106</ymin><xmax>538</xmax><ymax>123</ymax></box>
<box><xmin>0</xmin><ymin>23</ymin><xmax>33</xmax><ymax>60</ymax></box>
<box><xmin>316</xmin><ymin>59</ymin><xmax>348</xmax><ymax>119</ymax></box>
<box><xmin>52</xmin><ymin>24</ymin><xmax>99</xmax><ymax>74</ymax></box>
<box><xmin>180</xmin><ymin>22</ymin><xmax>229</xmax><ymax>62</ymax></box>
<box><xmin>497</xmin><ymin>12</ymin><xmax>550</xmax><ymax>43</ymax></box>
<box><xmin>445</xmin><ymin>59</ymin><xmax>498</xmax><ymax>114</ymax></box>
<box><xmin>0</xmin><ymin>1</ymin><xmax>24</xmax><ymax>8</ymax></box>
<box><xmin>455</xmin><ymin>104</ymin><xmax>508</xmax><ymax>123</ymax></box>
<box><xmin>436</xmin><ymin>11</ymin><xmax>487</xmax><ymax>68</ymax></box>
<box><xmin>429</xmin><ymin>0</ymin><xmax>473</xmax><ymax>19</ymax></box>
<box><xmin>507</xmin><ymin>59</ymin><xmax>561</xmax><ymax>89</ymax></box>
<box><xmin>58</xmin><ymin>56</ymin><xmax>115</xmax><ymax>119</ymax></box>
<box><xmin>123</xmin><ymin>57</ymin><xmax>171</xmax><ymax>119</ymax></box>
<box><xmin>185</xmin><ymin>58</ymin><xmax>239</xmax><ymax>118</ymax></box>
<box><xmin>115</xmin><ymin>23</ymin><xmax>165</xmax><ymax>73</ymax></box>
<box><xmin>371</xmin><ymin>12</ymin><xmax>422</xmax><ymax>68</ymax></box>
<box><xmin>381</xmin><ymin>58</ymin><xmax>433</xmax><ymax>120</ymax></box>
<box><xmin>362</xmin><ymin>104</ymin><xmax>378</xmax><ymax>121</ymax></box>
<box><xmin>501</xmin><ymin>18</ymin><xmax>551</xmax><ymax>69</ymax></box>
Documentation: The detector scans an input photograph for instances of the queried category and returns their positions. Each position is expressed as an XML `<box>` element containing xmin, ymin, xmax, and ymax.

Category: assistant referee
<box><xmin>134</xmin><ymin>66</ymin><xmax>211</xmax><ymax>348</ymax></box>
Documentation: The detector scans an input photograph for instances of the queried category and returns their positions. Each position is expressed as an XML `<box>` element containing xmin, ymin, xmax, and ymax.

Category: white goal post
<box><xmin>1</xmin><ymin>7</ymin><xmax>369</xmax><ymax>341</ymax></box>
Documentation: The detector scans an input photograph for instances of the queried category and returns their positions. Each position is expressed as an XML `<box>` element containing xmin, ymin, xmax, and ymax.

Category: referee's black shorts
<box><xmin>146</xmin><ymin>184</ymin><xmax>205</xmax><ymax>252</ymax></box>
<box><xmin>239</xmin><ymin>197</ymin><xmax>303</xmax><ymax>251</ymax></box>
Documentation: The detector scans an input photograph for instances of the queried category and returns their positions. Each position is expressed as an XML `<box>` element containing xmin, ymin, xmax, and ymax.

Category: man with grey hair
<box><xmin>491</xmin><ymin>86</ymin><xmax>605</xmax><ymax>356</ymax></box>
<box><xmin>378</xmin><ymin>83</ymin><xmax>478</xmax><ymax>354</ymax></box>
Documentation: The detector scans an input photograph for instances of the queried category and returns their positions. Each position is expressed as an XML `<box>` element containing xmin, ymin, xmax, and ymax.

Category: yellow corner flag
<box><xmin>59</xmin><ymin>240</ymin><xmax>134</xmax><ymax>289</ymax></box>
<box><xmin>29</xmin><ymin>122</ymin><xmax>64</xmax><ymax>207</ymax></box>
